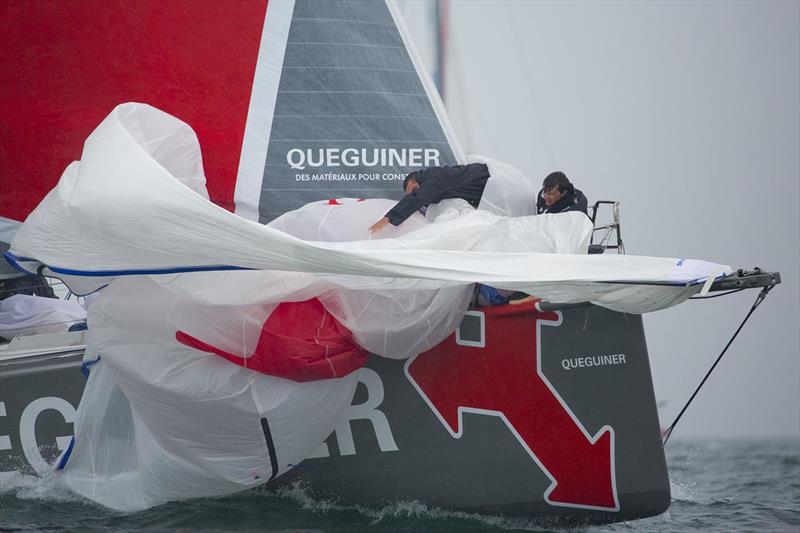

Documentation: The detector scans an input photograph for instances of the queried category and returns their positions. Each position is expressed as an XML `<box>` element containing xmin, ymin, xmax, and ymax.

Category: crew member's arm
<box><xmin>385</xmin><ymin>189</ymin><xmax>432</xmax><ymax>225</ymax></box>
<box><xmin>368</xmin><ymin>216</ymin><xmax>390</xmax><ymax>233</ymax></box>
<box><xmin>369</xmin><ymin>174</ymin><xmax>446</xmax><ymax>233</ymax></box>
<box><xmin>368</xmin><ymin>195</ymin><xmax>421</xmax><ymax>233</ymax></box>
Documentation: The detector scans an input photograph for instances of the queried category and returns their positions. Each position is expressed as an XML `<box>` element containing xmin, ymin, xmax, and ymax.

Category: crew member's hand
<box><xmin>368</xmin><ymin>217</ymin><xmax>390</xmax><ymax>234</ymax></box>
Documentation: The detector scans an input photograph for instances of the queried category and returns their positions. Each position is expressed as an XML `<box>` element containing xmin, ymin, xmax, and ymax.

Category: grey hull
<box><xmin>0</xmin><ymin>304</ymin><xmax>669</xmax><ymax>524</ymax></box>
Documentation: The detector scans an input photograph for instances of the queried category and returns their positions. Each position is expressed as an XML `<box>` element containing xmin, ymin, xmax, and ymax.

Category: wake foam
<box><xmin>276</xmin><ymin>480</ymin><xmax>567</xmax><ymax>531</ymax></box>
<box><xmin>0</xmin><ymin>470</ymin><xmax>84</xmax><ymax>503</ymax></box>
<box><xmin>670</xmin><ymin>479</ymin><xmax>728</xmax><ymax>506</ymax></box>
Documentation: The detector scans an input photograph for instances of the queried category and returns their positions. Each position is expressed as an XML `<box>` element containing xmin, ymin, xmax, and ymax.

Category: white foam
<box><xmin>670</xmin><ymin>478</ymin><xmax>735</xmax><ymax>509</ymax></box>
<box><xmin>276</xmin><ymin>480</ymin><xmax>554</xmax><ymax>530</ymax></box>
<box><xmin>0</xmin><ymin>470</ymin><xmax>84</xmax><ymax>503</ymax></box>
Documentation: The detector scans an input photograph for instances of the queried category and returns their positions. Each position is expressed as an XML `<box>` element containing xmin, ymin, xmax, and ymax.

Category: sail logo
<box><xmin>287</xmin><ymin>147</ymin><xmax>441</xmax><ymax>170</ymax></box>
<box><xmin>562</xmin><ymin>354</ymin><xmax>627</xmax><ymax>371</ymax></box>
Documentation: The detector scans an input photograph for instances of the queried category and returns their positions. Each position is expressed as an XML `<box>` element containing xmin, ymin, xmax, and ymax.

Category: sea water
<box><xmin>1</xmin><ymin>439</ymin><xmax>797</xmax><ymax>532</ymax></box>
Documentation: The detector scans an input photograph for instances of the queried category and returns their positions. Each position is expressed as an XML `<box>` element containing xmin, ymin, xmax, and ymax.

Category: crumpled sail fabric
<box><xmin>6</xmin><ymin>103</ymin><xmax>732</xmax><ymax>511</ymax></box>
<box><xmin>62</xmin><ymin>275</ymin><xmax>361</xmax><ymax>511</ymax></box>
<box><xmin>70</xmin><ymin>356</ymin><xmax>357</xmax><ymax>511</ymax></box>
<box><xmin>10</xmin><ymin>103</ymin><xmax>730</xmax><ymax>313</ymax></box>
<box><xmin>175</xmin><ymin>298</ymin><xmax>368</xmax><ymax>382</ymax></box>
<box><xmin>0</xmin><ymin>294</ymin><xmax>86</xmax><ymax>338</ymax></box>
<box><xmin>470</xmin><ymin>154</ymin><xmax>541</xmax><ymax>218</ymax></box>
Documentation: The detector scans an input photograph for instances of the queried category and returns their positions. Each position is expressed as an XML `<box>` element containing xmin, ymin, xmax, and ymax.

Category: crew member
<box><xmin>368</xmin><ymin>163</ymin><xmax>490</xmax><ymax>233</ymax></box>
<box><xmin>506</xmin><ymin>172</ymin><xmax>589</xmax><ymax>306</ymax></box>
<box><xmin>536</xmin><ymin>171</ymin><xmax>588</xmax><ymax>215</ymax></box>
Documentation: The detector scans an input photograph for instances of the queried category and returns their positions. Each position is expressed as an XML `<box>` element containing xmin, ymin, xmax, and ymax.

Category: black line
<box><xmin>260</xmin><ymin>417</ymin><xmax>279</xmax><ymax>481</ymax></box>
<box><xmin>662</xmin><ymin>284</ymin><xmax>775</xmax><ymax>445</ymax></box>
<box><xmin>689</xmin><ymin>288</ymin><xmax>745</xmax><ymax>299</ymax></box>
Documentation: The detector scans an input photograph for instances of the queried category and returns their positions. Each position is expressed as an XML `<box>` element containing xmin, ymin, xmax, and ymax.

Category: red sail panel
<box><xmin>176</xmin><ymin>299</ymin><xmax>369</xmax><ymax>382</ymax></box>
<box><xmin>0</xmin><ymin>0</ymin><xmax>268</xmax><ymax>221</ymax></box>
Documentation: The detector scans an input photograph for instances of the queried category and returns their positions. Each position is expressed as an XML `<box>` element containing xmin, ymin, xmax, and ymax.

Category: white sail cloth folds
<box><xmin>472</xmin><ymin>154</ymin><xmax>541</xmax><ymax>218</ymax></box>
<box><xmin>10</xmin><ymin>103</ymin><xmax>731</xmax><ymax>315</ymax></box>
<box><xmin>64</xmin><ymin>286</ymin><xmax>358</xmax><ymax>511</ymax></box>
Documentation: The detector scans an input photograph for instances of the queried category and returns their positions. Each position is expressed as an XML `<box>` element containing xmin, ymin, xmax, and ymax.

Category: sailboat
<box><xmin>0</xmin><ymin>0</ymin><xmax>780</xmax><ymax>524</ymax></box>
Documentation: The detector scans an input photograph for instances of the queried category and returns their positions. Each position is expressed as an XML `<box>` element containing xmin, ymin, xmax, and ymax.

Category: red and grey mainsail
<box><xmin>0</xmin><ymin>0</ymin><xmax>461</xmax><ymax>226</ymax></box>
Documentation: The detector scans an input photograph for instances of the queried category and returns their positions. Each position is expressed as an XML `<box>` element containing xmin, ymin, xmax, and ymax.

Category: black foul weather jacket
<box><xmin>385</xmin><ymin>163</ymin><xmax>490</xmax><ymax>226</ymax></box>
<box><xmin>536</xmin><ymin>186</ymin><xmax>589</xmax><ymax>216</ymax></box>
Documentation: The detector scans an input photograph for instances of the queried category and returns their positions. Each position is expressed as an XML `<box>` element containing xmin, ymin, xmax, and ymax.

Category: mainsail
<box><xmin>235</xmin><ymin>0</ymin><xmax>462</xmax><ymax>222</ymax></box>
<box><xmin>0</xmin><ymin>0</ymin><xmax>267</xmax><ymax>220</ymax></box>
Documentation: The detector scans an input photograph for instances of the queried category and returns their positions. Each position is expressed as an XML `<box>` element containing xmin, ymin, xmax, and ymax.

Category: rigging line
<box><xmin>662</xmin><ymin>283</ymin><xmax>775</xmax><ymax>446</ymax></box>
<box><xmin>689</xmin><ymin>288</ymin><xmax>745</xmax><ymax>299</ymax></box>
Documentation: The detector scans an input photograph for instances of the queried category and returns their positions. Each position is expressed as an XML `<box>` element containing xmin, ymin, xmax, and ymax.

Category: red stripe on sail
<box><xmin>0</xmin><ymin>0</ymin><xmax>268</xmax><ymax>221</ymax></box>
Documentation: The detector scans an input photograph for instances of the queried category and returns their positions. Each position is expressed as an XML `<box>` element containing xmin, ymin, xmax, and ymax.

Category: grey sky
<box><xmin>400</xmin><ymin>0</ymin><xmax>799</xmax><ymax>439</ymax></box>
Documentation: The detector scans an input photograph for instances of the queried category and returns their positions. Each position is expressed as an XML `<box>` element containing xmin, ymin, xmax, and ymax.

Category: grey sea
<box><xmin>1</xmin><ymin>438</ymin><xmax>798</xmax><ymax>532</ymax></box>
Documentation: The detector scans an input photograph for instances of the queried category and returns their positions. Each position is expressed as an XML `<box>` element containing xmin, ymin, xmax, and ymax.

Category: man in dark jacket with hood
<box><xmin>536</xmin><ymin>171</ymin><xmax>588</xmax><ymax>216</ymax></box>
<box><xmin>368</xmin><ymin>163</ymin><xmax>490</xmax><ymax>233</ymax></box>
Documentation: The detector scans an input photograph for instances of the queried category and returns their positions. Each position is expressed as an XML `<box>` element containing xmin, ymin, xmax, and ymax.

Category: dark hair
<box><xmin>403</xmin><ymin>171</ymin><xmax>419</xmax><ymax>191</ymax></box>
<box><xmin>542</xmin><ymin>171</ymin><xmax>572</xmax><ymax>193</ymax></box>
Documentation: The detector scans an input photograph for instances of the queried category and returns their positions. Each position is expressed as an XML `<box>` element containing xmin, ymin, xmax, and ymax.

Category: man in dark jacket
<box><xmin>368</xmin><ymin>163</ymin><xmax>490</xmax><ymax>233</ymax></box>
<box><xmin>503</xmin><ymin>171</ymin><xmax>589</xmax><ymax>306</ymax></box>
<box><xmin>535</xmin><ymin>171</ymin><xmax>588</xmax><ymax>215</ymax></box>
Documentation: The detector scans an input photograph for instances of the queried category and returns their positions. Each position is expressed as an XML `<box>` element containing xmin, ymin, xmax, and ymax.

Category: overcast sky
<box><xmin>400</xmin><ymin>0</ymin><xmax>799</xmax><ymax>440</ymax></box>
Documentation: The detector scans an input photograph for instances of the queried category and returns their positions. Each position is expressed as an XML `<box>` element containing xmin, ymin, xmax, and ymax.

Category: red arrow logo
<box><xmin>405</xmin><ymin>303</ymin><xmax>619</xmax><ymax>511</ymax></box>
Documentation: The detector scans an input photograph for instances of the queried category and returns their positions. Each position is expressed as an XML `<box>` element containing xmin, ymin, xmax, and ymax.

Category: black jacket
<box><xmin>536</xmin><ymin>186</ymin><xmax>588</xmax><ymax>216</ymax></box>
<box><xmin>385</xmin><ymin>163</ymin><xmax>490</xmax><ymax>226</ymax></box>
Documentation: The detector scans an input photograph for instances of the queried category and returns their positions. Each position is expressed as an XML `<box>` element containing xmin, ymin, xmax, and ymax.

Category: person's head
<box><xmin>541</xmin><ymin>171</ymin><xmax>572</xmax><ymax>206</ymax></box>
<box><xmin>403</xmin><ymin>171</ymin><xmax>421</xmax><ymax>194</ymax></box>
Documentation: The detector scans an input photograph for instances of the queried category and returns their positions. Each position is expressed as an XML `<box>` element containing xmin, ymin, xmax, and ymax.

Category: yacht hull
<box><xmin>0</xmin><ymin>304</ymin><xmax>669</xmax><ymax>523</ymax></box>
